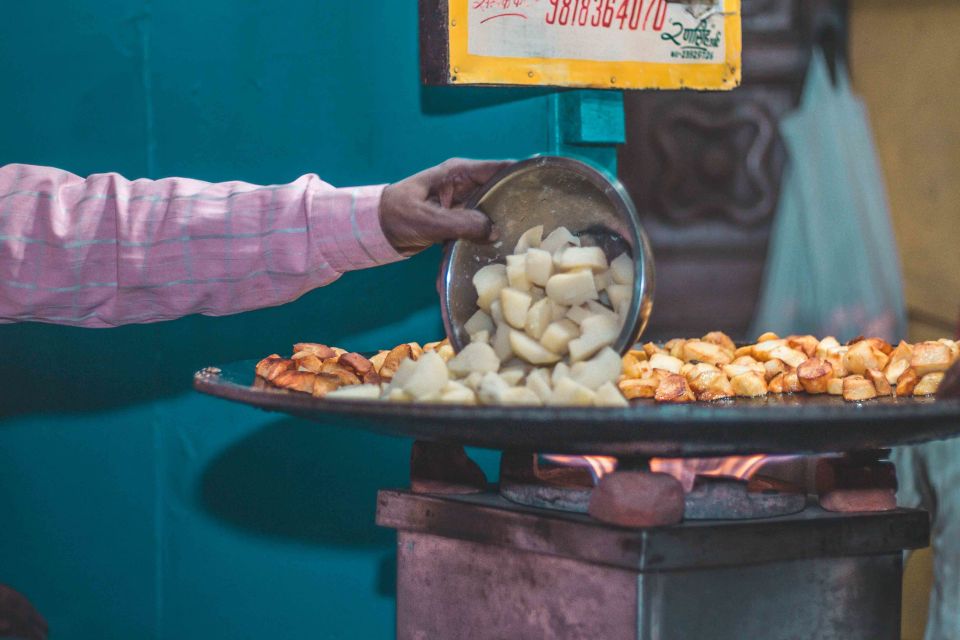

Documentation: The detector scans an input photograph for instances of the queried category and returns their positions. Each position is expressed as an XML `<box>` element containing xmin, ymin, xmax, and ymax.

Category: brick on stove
<box><xmin>410</xmin><ymin>441</ymin><xmax>487</xmax><ymax>495</ymax></box>
<box><xmin>588</xmin><ymin>471</ymin><xmax>684</xmax><ymax>527</ymax></box>
<box><xmin>816</xmin><ymin>457</ymin><xmax>897</xmax><ymax>513</ymax></box>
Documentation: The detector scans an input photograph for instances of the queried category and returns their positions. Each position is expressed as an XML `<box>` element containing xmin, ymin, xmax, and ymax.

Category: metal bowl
<box><xmin>439</xmin><ymin>155</ymin><xmax>655</xmax><ymax>354</ymax></box>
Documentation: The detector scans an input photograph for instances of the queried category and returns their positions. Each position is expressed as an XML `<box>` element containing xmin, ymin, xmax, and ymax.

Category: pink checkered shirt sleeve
<box><xmin>0</xmin><ymin>163</ymin><xmax>403</xmax><ymax>327</ymax></box>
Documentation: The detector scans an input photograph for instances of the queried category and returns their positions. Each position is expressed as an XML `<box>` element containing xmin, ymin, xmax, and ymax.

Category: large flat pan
<box><xmin>194</xmin><ymin>360</ymin><xmax>960</xmax><ymax>458</ymax></box>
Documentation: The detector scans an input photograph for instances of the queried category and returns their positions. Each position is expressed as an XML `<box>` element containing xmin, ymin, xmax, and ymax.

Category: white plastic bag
<box><xmin>751</xmin><ymin>50</ymin><xmax>907</xmax><ymax>342</ymax></box>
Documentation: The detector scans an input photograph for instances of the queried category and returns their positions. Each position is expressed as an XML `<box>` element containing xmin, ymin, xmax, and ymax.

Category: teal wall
<box><xmin>0</xmin><ymin>2</ymin><xmax>547</xmax><ymax>637</ymax></box>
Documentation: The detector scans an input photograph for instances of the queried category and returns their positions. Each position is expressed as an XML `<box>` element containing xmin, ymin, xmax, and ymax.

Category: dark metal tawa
<box><xmin>194</xmin><ymin>360</ymin><xmax>960</xmax><ymax>458</ymax></box>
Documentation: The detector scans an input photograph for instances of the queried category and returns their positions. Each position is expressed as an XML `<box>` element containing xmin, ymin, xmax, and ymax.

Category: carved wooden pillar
<box><xmin>618</xmin><ymin>0</ymin><xmax>847</xmax><ymax>341</ymax></box>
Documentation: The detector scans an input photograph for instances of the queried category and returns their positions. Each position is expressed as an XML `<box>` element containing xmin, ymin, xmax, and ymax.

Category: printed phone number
<box><xmin>545</xmin><ymin>0</ymin><xmax>668</xmax><ymax>31</ymax></box>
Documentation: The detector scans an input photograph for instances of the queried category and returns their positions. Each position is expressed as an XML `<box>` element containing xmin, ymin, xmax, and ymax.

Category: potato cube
<box><xmin>526</xmin><ymin>368</ymin><xmax>553</xmax><ymax>403</ymax></box>
<box><xmin>525</xmin><ymin>248</ymin><xmax>554</xmax><ymax>287</ymax></box>
<box><xmin>606</xmin><ymin>284</ymin><xmax>631</xmax><ymax>314</ymax></box>
<box><xmin>702</xmin><ymin>331</ymin><xmax>736</xmax><ymax>355</ymax></box>
<box><xmin>621</xmin><ymin>352</ymin><xmax>646</xmax><ymax>379</ymax></box>
<box><xmin>884</xmin><ymin>357</ymin><xmax>910</xmax><ymax>386</ymax></box>
<box><xmin>509</xmin><ymin>330</ymin><xmax>561</xmax><ymax>365</ymax></box>
<box><xmin>566</xmin><ymin>304</ymin><xmax>592</xmax><ymax>325</ymax></box>
<box><xmin>655</xmin><ymin>373</ymin><xmax>696</xmax><ymax>403</ymax></box>
<box><xmin>568</xmin><ymin>314</ymin><xmax>619</xmax><ymax>363</ymax></box>
<box><xmin>896</xmin><ymin>368</ymin><xmax>919</xmax><ymax>397</ymax></box>
<box><xmin>843</xmin><ymin>375</ymin><xmax>877</xmax><ymax>402</ymax></box>
<box><xmin>767</xmin><ymin>373</ymin><xmax>787</xmax><ymax>394</ymax></box>
<box><xmin>751</xmin><ymin>339</ymin><xmax>787</xmax><ymax>362</ymax></box>
<box><xmin>649</xmin><ymin>352</ymin><xmax>684</xmax><ymax>374</ymax></box>
<box><xmin>550</xmin><ymin>301</ymin><xmax>569</xmax><ymax>322</ymax></box>
<box><xmin>540</xmin><ymin>319</ymin><xmax>579</xmax><ymax>355</ymax></box>
<box><xmin>492</xmin><ymin>325</ymin><xmax>514</xmax><ymax>362</ymax></box>
<box><xmin>609</xmin><ymin>252</ymin><xmax>634</xmax><ymax>286</ymax></box>
<box><xmin>555</xmin><ymin>246</ymin><xmax>608</xmax><ymax>272</ymax></box>
<box><xmin>546</xmin><ymin>270</ymin><xmax>599</xmax><ymax>307</ymax></box>
<box><xmin>618</xmin><ymin>377</ymin><xmax>658</xmax><ymax>400</ymax></box>
<box><xmin>470</xmin><ymin>330</ymin><xmax>490</xmax><ymax>344</ymax></box>
<box><xmin>767</xmin><ymin>345</ymin><xmax>808</xmax><ymax>369</ymax></box>
<box><xmin>595</xmin><ymin>381</ymin><xmax>629</xmax><ymax>408</ymax></box>
<box><xmin>757</xmin><ymin>332</ymin><xmax>780</xmax><ymax>342</ymax></box>
<box><xmin>910</xmin><ymin>341</ymin><xmax>954</xmax><ymax>377</ymax></box>
<box><xmin>665</xmin><ymin>338</ymin><xmax>687</xmax><ymax>360</ymax></box>
<box><xmin>593</xmin><ymin>270</ymin><xmax>612</xmax><ymax>293</ymax></box>
<box><xmin>763</xmin><ymin>359</ymin><xmax>787</xmax><ymax>382</ymax></box>
<box><xmin>548</xmin><ymin>377</ymin><xmax>597</xmax><ymax>406</ymax></box>
<box><xmin>816</xmin><ymin>336</ymin><xmax>842</xmax><ymax>359</ymax></box>
<box><xmin>683</xmin><ymin>340</ymin><xmax>734</xmax><ymax>366</ymax></box>
<box><xmin>473</xmin><ymin>264</ymin><xmax>508</xmax><ymax>312</ymax></box>
<box><xmin>326</xmin><ymin>384</ymin><xmax>383</xmax><ymax>401</ymax></box>
<box><xmin>447</xmin><ymin>342</ymin><xmax>501</xmax><ymax>376</ymax></box>
<box><xmin>787</xmin><ymin>335</ymin><xmax>820</xmax><ymax>358</ymax></box>
<box><xmin>586</xmin><ymin>299</ymin><xmax>619</xmax><ymax>320</ymax></box>
<box><xmin>827</xmin><ymin>378</ymin><xmax>844</xmax><ymax>396</ymax></box>
<box><xmin>689</xmin><ymin>370</ymin><xmax>734</xmax><ymax>402</ymax></box>
<box><xmin>551</xmin><ymin>361</ymin><xmax>571</xmax><ymax>386</ymax></box>
<box><xmin>797</xmin><ymin>357</ymin><xmax>833</xmax><ymax>394</ymax></box>
<box><xmin>914</xmin><ymin>372</ymin><xmax>945</xmax><ymax>396</ymax></box>
<box><xmin>464</xmin><ymin>309</ymin><xmax>495</xmax><ymax>337</ymax></box>
<box><xmin>570</xmin><ymin>347</ymin><xmax>622</xmax><ymax>390</ymax></box>
<box><xmin>731</xmin><ymin>372</ymin><xmax>768</xmax><ymax>397</ymax></box>
<box><xmin>643</xmin><ymin>342</ymin><xmax>666</xmax><ymax>358</ymax></box>
<box><xmin>490</xmin><ymin>299</ymin><xmax>504</xmax><ymax>325</ymax></box>
<box><xmin>843</xmin><ymin>340</ymin><xmax>889</xmax><ymax>376</ymax></box>
<box><xmin>505</xmin><ymin>254</ymin><xmax>531</xmax><ymax>292</ymax></box>
<box><xmin>866</xmin><ymin>368</ymin><xmax>893</xmax><ymax>396</ymax></box>
<box><xmin>513</xmin><ymin>225</ymin><xmax>543</xmax><ymax>254</ymax></box>
<box><xmin>498</xmin><ymin>387</ymin><xmax>543</xmax><ymax>406</ymax></box>
<box><xmin>400</xmin><ymin>351</ymin><xmax>449</xmax><ymax>400</ymax></box>
<box><xmin>477</xmin><ymin>371</ymin><xmax>511</xmax><ymax>404</ymax></box>
<box><xmin>500</xmin><ymin>287</ymin><xmax>533</xmax><ymax>329</ymax></box>
<box><xmin>524</xmin><ymin>298</ymin><xmax>553</xmax><ymax>340</ymax></box>
<box><xmin>439</xmin><ymin>386</ymin><xmax>478</xmax><ymax>405</ymax></box>
<box><xmin>540</xmin><ymin>226</ymin><xmax>581</xmax><ymax>254</ymax></box>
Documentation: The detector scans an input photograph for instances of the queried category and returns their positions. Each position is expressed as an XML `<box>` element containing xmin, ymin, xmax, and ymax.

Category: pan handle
<box><xmin>936</xmin><ymin>360</ymin><xmax>960</xmax><ymax>399</ymax></box>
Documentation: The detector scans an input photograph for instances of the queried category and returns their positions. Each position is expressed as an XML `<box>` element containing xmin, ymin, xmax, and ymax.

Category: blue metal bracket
<box><xmin>548</xmin><ymin>90</ymin><xmax>625</xmax><ymax>175</ymax></box>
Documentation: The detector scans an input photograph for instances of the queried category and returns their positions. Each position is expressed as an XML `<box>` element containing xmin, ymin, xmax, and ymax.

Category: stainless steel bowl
<box><xmin>439</xmin><ymin>155</ymin><xmax>655</xmax><ymax>355</ymax></box>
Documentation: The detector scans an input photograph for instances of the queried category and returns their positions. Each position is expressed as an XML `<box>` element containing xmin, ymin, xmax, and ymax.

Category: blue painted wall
<box><xmin>0</xmin><ymin>2</ymin><xmax>547</xmax><ymax>637</ymax></box>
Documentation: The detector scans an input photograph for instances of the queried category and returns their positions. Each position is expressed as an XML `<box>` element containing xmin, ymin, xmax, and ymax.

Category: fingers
<box><xmin>427</xmin><ymin>159</ymin><xmax>514</xmax><ymax>208</ymax></box>
<box><xmin>419</xmin><ymin>202</ymin><xmax>495</xmax><ymax>243</ymax></box>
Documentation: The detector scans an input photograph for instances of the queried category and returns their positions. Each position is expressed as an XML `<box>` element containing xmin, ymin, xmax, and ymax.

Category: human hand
<box><xmin>380</xmin><ymin>158</ymin><xmax>512</xmax><ymax>254</ymax></box>
<box><xmin>0</xmin><ymin>584</ymin><xmax>47</xmax><ymax>640</ymax></box>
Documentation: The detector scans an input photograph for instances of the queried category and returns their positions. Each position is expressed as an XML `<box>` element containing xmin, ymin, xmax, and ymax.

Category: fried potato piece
<box><xmin>843</xmin><ymin>340</ymin><xmax>889</xmax><ymax>376</ymax></box>
<box><xmin>255</xmin><ymin>355</ymin><xmax>295</xmax><ymax>381</ymax></box>
<box><xmin>757</xmin><ymin>332</ymin><xmax>780</xmax><ymax>342</ymax></box>
<box><xmin>751</xmin><ymin>339</ymin><xmax>786</xmax><ymax>362</ymax></box>
<box><xmin>866</xmin><ymin>368</ymin><xmax>893</xmax><ymax>396</ymax></box>
<box><xmin>622</xmin><ymin>352</ymin><xmax>647</xmax><ymax>379</ymax></box>
<box><xmin>683</xmin><ymin>340</ymin><xmax>734</xmax><ymax>366</ymax></box>
<box><xmin>763</xmin><ymin>359</ymin><xmax>787</xmax><ymax>382</ymax></box>
<box><xmin>618</xmin><ymin>377</ymin><xmax>658</xmax><ymax>400</ymax></box>
<box><xmin>767</xmin><ymin>345</ymin><xmax>808</xmax><ymax>369</ymax></box>
<box><xmin>896</xmin><ymin>368</ymin><xmax>919</xmax><ymax>397</ymax></box>
<box><xmin>702</xmin><ymin>331</ymin><xmax>736</xmax><ymax>355</ymax></box>
<box><xmin>798</xmin><ymin>357</ymin><xmax>833</xmax><ymax>394</ymax></box>
<box><xmin>320</xmin><ymin>361</ymin><xmax>362</xmax><ymax>386</ymax></box>
<box><xmin>827</xmin><ymin>378</ymin><xmax>844</xmax><ymax>396</ymax></box>
<box><xmin>312</xmin><ymin>374</ymin><xmax>341</xmax><ymax>397</ymax></box>
<box><xmin>642</xmin><ymin>342</ymin><xmax>667</xmax><ymax>358</ymax></box>
<box><xmin>272</xmin><ymin>370</ymin><xmax>318</xmax><ymax>394</ymax></box>
<box><xmin>665</xmin><ymin>338</ymin><xmax>687</xmax><ymax>360</ymax></box>
<box><xmin>910</xmin><ymin>341</ymin><xmax>954</xmax><ymax>377</ymax></box>
<box><xmin>816</xmin><ymin>336</ymin><xmax>842</xmax><ymax>359</ymax></box>
<box><xmin>767</xmin><ymin>373</ymin><xmax>787</xmax><ymax>394</ymax></box>
<box><xmin>292</xmin><ymin>353</ymin><xmax>324</xmax><ymax>373</ymax></box>
<box><xmin>843</xmin><ymin>375</ymin><xmax>877</xmax><ymax>402</ymax></box>
<box><xmin>655</xmin><ymin>373</ymin><xmax>696</xmax><ymax>403</ymax></box>
<box><xmin>649</xmin><ymin>353</ymin><xmax>684</xmax><ymax>374</ymax></box>
<box><xmin>338</xmin><ymin>352</ymin><xmax>375</xmax><ymax>375</ymax></box>
<box><xmin>293</xmin><ymin>343</ymin><xmax>337</xmax><ymax>359</ymax></box>
<box><xmin>731</xmin><ymin>372</ymin><xmax>768</xmax><ymax>397</ymax></box>
<box><xmin>852</xmin><ymin>337</ymin><xmax>893</xmax><ymax>356</ymax></box>
<box><xmin>379</xmin><ymin>344</ymin><xmax>415</xmax><ymax>381</ymax></box>
<box><xmin>689</xmin><ymin>370</ymin><xmax>734</xmax><ymax>402</ymax></box>
<box><xmin>787</xmin><ymin>335</ymin><xmax>820</xmax><ymax>358</ymax></box>
<box><xmin>369</xmin><ymin>350</ymin><xmax>389</xmax><ymax>371</ymax></box>
<box><xmin>914</xmin><ymin>372</ymin><xmax>945</xmax><ymax>396</ymax></box>
<box><xmin>734</xmin><ymin>345</ymin><xmax>754</xmax><ymax>358</ymax></box>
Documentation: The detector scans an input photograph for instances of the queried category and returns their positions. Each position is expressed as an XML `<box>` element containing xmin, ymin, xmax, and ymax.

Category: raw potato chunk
<box><xmin>594</xmin><ymin>270</ymin><xmax>612</xmax><ymax>293</ymax></box>
<box><xmin>524</xmin><ymin>298</ymin><xmax>553</xmax><ymax>340</ymax></box>
<box><xmin>447</xmin><ymin>342</ymin><xmax>501</xmax><ymax>376</ymax></box>
<box><xmin>609</xmin><ymin>252</ymin><xmax>634</xmax><ymax>286</ymax></box>
<box><xmin>401</xmin><ymin>352</ymin><xmax>449</xmax><ymax>400</ymax></box>
<box><xmin>500</xmin><ymin>288</ymin><xmax>533</xmax><ymax>329</ymax></box>
<box><xmin>439</xmin><ymin>386</ymin><xmax>478</xmax><ymax>404</ymax></box>
<box><xmin>514</xmin><ymin>225</ymin><xmax>543</xmax><ymax>254</ymax></box>
<box><xmin>326</xmin><ymin>384</ymin><xmax>383</xmax><ymax>400</ymax></box>
<box><xmin>473</xmin><ymin>264</ymin><xmax>508</xmax><ymax>312</ymax></box>
<box><xmin>568</xmin><ymin>314</ymin><xmax>619</xmax><ymax>363</ymax></box>
<box><xmin>570</xmin><ymin>347</ymin><xmax>622</xmax><ymax>390</ymax></box>
<box><xmin>540</xmin><ymin>226</ymin><xmax>581</xmax><ymax>254</ymax></box>
<box><xmin>498</xmin><ymin>386</ymin><xmax>543</xmax><ymax>406</ymax></box>
<box><xmin>509</xmin><ymin>330</ymin><xmax>562</xmax><ymax>365</ymax></box>
<box><xmin>595</xmin><ymin>382</ymin><xmax>629</xmax><ymax>408</ymax></box>
<box><xmin>526</xmin><ymin>368</ymin><xmax>553</xmax><ymax>403</ymax></box>
<box><xmin>606</xmin><ymin>284</ymin><xmax>631</xmax><ymax>314</ymax></box>
<box><xmin>555</xmin><ymin>246</ymin><xmax>608</xmax><ymax>272</ymax></box>
<box><xmin>525</xmin><ymin>248</ymin><xmax>554</xmax><ymax>287</ymax></box>
<box><xmin>549</xmin><ymin>377</ymin><xmax>597</xmax><ymax>406</ymax></box>
<box><xmin>499</xmin><ymin>368</ymin><xmax>526</xmax><ymax>386</ymax></box>
<box><xmin>492</xmin><ymin>325</ymin><xmax>514</xmax><ymax>362</ymax></box>
<box><xmin>550</xmin><ymin>301</ymin><xmax>569</xmax><ymax>322</ymax></box>
<box><xmin>545</xmin><ymin>270</ymin><xmax>598</xmax><ymax>307</ymax></box>
<box><xmin>506</xmin><ymin>255</ymin><xmax>531</xmax><ymax>292</ymax></box>
<box><xmin>477</xmin><ymin>371</ymin><xmax>511</xmax><ymax>404</ymax></box>
<box><xmin>464</xmin><ymin>309</ymin><xmax>494</xmax><ymax>338</ymax></box>
<box><xmin>566</xmin><ymin>305</ymin><xmax>593</xmax><ymax>325</ymax></box>
<box><xmin>540</xmin><ymin>319</ymin><xmax>579</xmax><ymax>355</ymax></box>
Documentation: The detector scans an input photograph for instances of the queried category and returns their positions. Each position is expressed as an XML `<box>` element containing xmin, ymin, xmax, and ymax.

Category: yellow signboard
<box><xmin>445</xmin><ymin>0</ymin><xmax>741</xmax><ymax>90</ymax></box>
